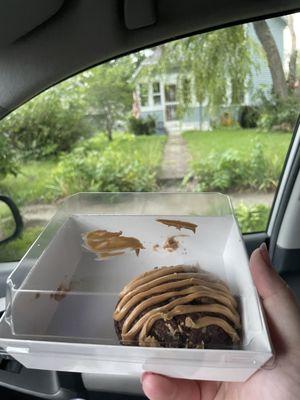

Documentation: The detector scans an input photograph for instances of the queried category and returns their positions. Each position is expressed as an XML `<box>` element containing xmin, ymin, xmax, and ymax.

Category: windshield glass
<box><xmin>0</xmin><ymin>12</ymin><xmax>299</xmax><ymax>262</ymax></box>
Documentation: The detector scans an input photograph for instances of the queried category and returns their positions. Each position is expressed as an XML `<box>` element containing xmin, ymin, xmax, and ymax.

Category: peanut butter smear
<box><xmin>114</xmin><ymin>265</ymin><xmax>240</xmax><ymax>346</ymax></box>
<box><xmin>156</xmin><ymin>219</ymin><xmax>198</xmax><ymax>233</ymax></box>
<box><xmin>50</xmin><ymin>283</ymin><xmax>71</xmax><ymax>302</ymax></box>
<box><xmin>163</xmin><ymin>235</ymin><xmax>188</xmax><ymax>252</ymax></box>
<box><xmin>82</xmin><ymin>229</ymin><xmax>145</xmax><ymax>259</ymax></box>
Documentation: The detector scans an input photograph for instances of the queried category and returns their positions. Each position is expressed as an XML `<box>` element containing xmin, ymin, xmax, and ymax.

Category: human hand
<box><xmin>141</xmin><ymin>244</ymin><xmax>300</xmax><ymax>400</ymax></box>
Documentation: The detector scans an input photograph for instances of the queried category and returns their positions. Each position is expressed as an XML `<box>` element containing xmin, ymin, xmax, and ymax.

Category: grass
<box><xmin>0</xmin><ymin>134</ymin><xmax>166</xmax><ymax>208</ymax></box>
<box><xmin>0</xmin><ymin>160</ymin><xmax>56</xmax><ymax>207</ymax></box>
<box><xmin>121</xmin><ymin>135</ymin><xmax>166</xmax><ymax>169</ymax></box>
<box><xmin>183</xmin><ymin>128</ymin><xmax>292</xmax><ymax>165</ymax></box>
<box><xmin>0</xmin><ymin>133</ymin><xmax>167</xmax><ymax>262</ymax></box>
<box><xmin>0</xmin><ymin>225</ymin><xmax>44</xmax><ymax>262</ymax></box>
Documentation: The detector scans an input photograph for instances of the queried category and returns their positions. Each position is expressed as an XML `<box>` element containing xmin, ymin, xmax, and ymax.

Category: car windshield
<box><xmin>0</xmin><ymin>12</ymin><xmax>299</xmax><ymax>262</ymax></box>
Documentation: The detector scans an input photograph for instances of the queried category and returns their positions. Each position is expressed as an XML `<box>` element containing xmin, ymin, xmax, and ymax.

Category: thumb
<box><xmin>141</xmin><ymin>372</ymin><xmax>200</xmax><ymax>400</ymax></box>
<box><xmin>250</xmin><ymin>245</ymin><xmax>300</xmax><ymax>352</ymax></box>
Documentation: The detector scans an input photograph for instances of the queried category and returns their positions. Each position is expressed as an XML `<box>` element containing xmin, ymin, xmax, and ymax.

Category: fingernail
<box><xmin>260</xmin><ymin>242</ymin><xmax>271</xmax><ymax>267</ymax></box>
<box><xmin>140</xmin><ymin>372</ymin><xmax>151</xmax><ymax>385</ymax></box>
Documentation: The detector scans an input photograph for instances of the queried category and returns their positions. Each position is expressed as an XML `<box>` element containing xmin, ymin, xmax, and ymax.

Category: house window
<box><xmin>166</xmin><ymin>105</ymin><xmax>177</xmax><ymax>121</ymax></box>
<box><xmin>139</xmin><ymin>83</ymin><xmax>149</xmax><ymax>106</ymax></box>
<box><xmin>165</xmin><ymin>84</ymin><xmax>177</xmax><ymax>102</ymax></box>
<box><xmin>152</xmin><ymin>82</ymin><xmax>161</xmax><ymax>105</ymax></box>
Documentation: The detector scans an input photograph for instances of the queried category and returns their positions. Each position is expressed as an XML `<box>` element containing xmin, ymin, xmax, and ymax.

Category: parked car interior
<box><xmin>0</xmin><ymin>0</ymin><xmax>300</xmax><ymax>398</ymax></box>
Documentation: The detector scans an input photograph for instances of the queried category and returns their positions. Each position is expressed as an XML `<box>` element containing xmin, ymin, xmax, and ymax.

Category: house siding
<box><xmin>247</xmin><ymin>18</ymin><xmax>285</xmax><ymax>102</ymax></box>
<box><xmin>136</xmin><ymin>18</ymin><xmax>286</xmax><ymax>132</ymax></box>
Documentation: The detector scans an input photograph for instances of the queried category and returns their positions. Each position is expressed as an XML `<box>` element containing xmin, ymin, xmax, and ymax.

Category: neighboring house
<box><xmin>133</xmin><ymin>17</ymin><xmax>287</xmax><ymax>133</ymax></box>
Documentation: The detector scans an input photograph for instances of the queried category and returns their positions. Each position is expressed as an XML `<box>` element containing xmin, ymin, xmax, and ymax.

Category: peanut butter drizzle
<box><xmin>122</xmin><ymin>291</ymin><xmax>218</xmax><ymax>341</ymax></box>
<box><xmin>115</xmin><ymin>266</ymin><xmax>240</xmax><ymax>345</ymax></box>
<box><xmin>82</xmin><ymin>229</ymin><xmax>144</xmax><ymax>258</ymax></box>
<box><xmin>138</xmin><ymin>304</ymin><xmax>240</xmax><ymax>344</ymax></box>
<box><xmin>118</xmin><ymin>272</ymin><xmax>232</xmax><ymax>310</ymax></box>
<box><xmin>120</xmin><ymin>265</ymin><xmax>198</xmax><ymax>296</ymax></box>
<box><xmin>185</xmin><ymin>316</ymin><xmax>240</xmax><ymax>343</ymax></box>
<box><xmin>114</xmin><ymin>278</ymin><xmax>237</xmax><ymax>321</ymax></box>
<box><xmin>163</xmin><ymin>235</ymin><xmax>188</xmax><ymax>252</ymax></box>
<box><xmin>119</xmin><ymin>286</ymin><xmax>239</xmax><ymax>333</ymax></box>
<box><xmin>156</xmin><ymin>219</ymin><xmax>198</xmax><ymax>233</ymax></box>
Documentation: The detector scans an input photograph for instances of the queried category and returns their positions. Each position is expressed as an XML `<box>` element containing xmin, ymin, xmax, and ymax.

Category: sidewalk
<box><xmin>159</xmin><ymin>135</ymin><xmax>190</xmax><ymax>180</ymax></box>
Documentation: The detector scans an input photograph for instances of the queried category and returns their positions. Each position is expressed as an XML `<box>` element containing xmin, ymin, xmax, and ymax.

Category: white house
<box><xmin>133</xmin><ymin>18</ymin><xmax>287</xmax><ymax>134</ymax></box>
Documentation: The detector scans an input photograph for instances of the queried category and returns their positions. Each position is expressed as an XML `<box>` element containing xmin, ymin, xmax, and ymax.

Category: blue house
<box><xmin>134</xmin><ymin>17</ymin><xmax>287</xmax><ymax>133</ymax></box>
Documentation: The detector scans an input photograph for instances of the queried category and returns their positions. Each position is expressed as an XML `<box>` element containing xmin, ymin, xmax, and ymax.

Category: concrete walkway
<box><xmin>159</xmin><ymin>135</ymin><xmax>190</xmax><ymax>180</ymax></box>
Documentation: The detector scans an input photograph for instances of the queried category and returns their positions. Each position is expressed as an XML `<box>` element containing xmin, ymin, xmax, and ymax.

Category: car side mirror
<box><xmin>0</xmin><ymin>195</ymin><xmax>23</xmax><ymax>245</ymax></box>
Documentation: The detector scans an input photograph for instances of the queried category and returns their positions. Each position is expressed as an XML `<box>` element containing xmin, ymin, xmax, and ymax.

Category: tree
<box><xmin>84</xmin><ymin>60</ymin><xmax>133</xmax><ymax>140</ymax></box>
<box><xmin>0</xmin><ymin>76</ymin><xmax>88</xmax><ymax>160</ymax></box>
<box><xmin>287</xmin><ymin>15</ymin><xmax>298</xmax><ymax>89</ymax></box>
<box><xmin>253</xmin><ymin>20</ymin><xmax>288</xmax><ymax>99</ymax></box>
<box><xmin>147</xmin><ymin>26</ymin><xmax>255</xmax><ymax>123</ymax></box>
<box><xmin>254</xmin><ymin>17</ymin><xmax>299</xmax><ymax>98</ymax></box>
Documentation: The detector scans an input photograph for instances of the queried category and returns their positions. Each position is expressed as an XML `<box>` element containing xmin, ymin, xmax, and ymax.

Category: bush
<box><xmin>188</xmin><ymin>142</ymin><xmax>280</xmax><ymax>192</ymax></box>
<box><xmin>0</xmin><ymin>84</ymin><xmax>89</xmax><ymax>160</ymax></box>
<box><xmin>235</xmin><ymin>203</ymin><xmax>270</xmax><ymax>233</ymax></box>
<box><xmin>0</xmin><ymin>134</ymin><xmax>19</xmax><ymax>179</ymax></box>
<box><xmin>128</xmin><ymin>115</ymin><xmax>156</xmax><ymax>136</ymax></box>
<box><xmin>238</xmin><ymin>106</ymin><xmax>260</xmax><ymax>128</ymax></box>
<box><xmin>257</xmin><ymin>95</ymin><xmax>300</xmax><ymax>132</ymax></box>
<box><xmin>49</xmin><ymin>133</ymin><xmax>158</xmax><ymax>197</ymax></box>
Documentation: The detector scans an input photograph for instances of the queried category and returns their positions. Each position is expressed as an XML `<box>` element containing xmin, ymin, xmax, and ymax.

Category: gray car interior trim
<box><xmin>124</xmin><ymin>0</ymin><xmax>157</xmax><ymax>30</ymax></box>
<box><xmin>268</xmin><ymin>122</ymin><xmax>300</xmax><ymax>238</ymax></box>
<box><xmin>0</xmin><ymin>368</ymin><xmax>74</xmax><ymax>399</ymax></box>
<box><xmin>0</xmin><ymin>0</ymin><xmax>64</xmax><ymax>48</ymax></box>
<box><xmin>277</xmin><ymin>169</ymin><xmax>300</xmax><ymax>249</ymax></box>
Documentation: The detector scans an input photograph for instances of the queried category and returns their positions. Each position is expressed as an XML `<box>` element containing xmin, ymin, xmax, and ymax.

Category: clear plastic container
<box><xmin>0</xmin><ymin>193</ymin><xmax>272</xmax><ymax>381</ymax></box>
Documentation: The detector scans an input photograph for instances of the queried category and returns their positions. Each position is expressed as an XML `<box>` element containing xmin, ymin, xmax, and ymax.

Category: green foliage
<box><xmin>257</xmin><ymin>94</ymin><xmax>300</xmax><ymax>132</ymax></box>
<box><xmin>0</xmin><ymin>135</ymin><xmax>166</xmax><ymax>207</ymax></box>
<box><xmin>0</xmin><ymin>225</ymin><xmax>43</xmax><ymax>262</ymax></box>
<box><xmin>128</xmin><ymin>115</ymin><xmax>156</xmax><ymax>136</ymax></box>
<box><xmin>238</xmin><ymin>106</ymin><xmax>260</xmax><ymax>128</ymax></box>
<box><xmin>145</xmin><ymin>26</ymin><xmax>256</xmax><ymax>116</ymax></box>
<box><xmin>49</xmin><ymin>133</ymin><xmax>165</xmax><ymax>198</ymax></box>
<box><xmin>235</xmin><ymin>203</ymin><xmax>270</xmax><ymax>233</ymax></box>
<box><xmin>83</xmin><ymin>60</ymin><xmax>133</xmax><ymax>140</ymax></box>
<box><xmin>0</xmin><ymin>79</ymin><xmax>88</xmax><ymax>160</ymax></box>
<box><xmin>189</xmin><ymin>142</ymin><xmax>280</xmax><ymax>192</ymax></box>
<box><xmin>0</xmin><ymin>160</ymin><xmax>56</xmax><ymax>206</ymax></box>
<box><xmin>0</xmin><ymin>134</ymin><xmax>19</xmax><ymax>179</ymax></box>
<box><xmin>183</xmin><ymin>129</ymin><xmax>291</xmax><ymax>170</ymax></box>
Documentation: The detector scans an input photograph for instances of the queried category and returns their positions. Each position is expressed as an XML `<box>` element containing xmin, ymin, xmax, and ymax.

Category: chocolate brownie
<box><xmin>113</xmin><ymin>265</ymin><xmax>241</xmax><ymax>349</ymax></box>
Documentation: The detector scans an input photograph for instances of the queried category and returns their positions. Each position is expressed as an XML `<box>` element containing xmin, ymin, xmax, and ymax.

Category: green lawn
<box><xmin>0</xmin><ymin>133</ymin><xmax>166</xmax><ymax>262</ymax></box>
<box><xmin>0</xmin><ymin>134</ymin><xmax>166</xmax><ymax>208</ymax></box>
<box><xmin>183</xmin><ymin>128</ymin><xmax>292</xmax><ymax>164</ymax></box>
<box><xmin>0</xmin><ymin>225</ymin><xmax>44</xmax><ymax>262</ymax></box>
<box><xmin>0</xmin><ymin>160</ymin><xmax>56</xmax><ymax>207</ymax></box>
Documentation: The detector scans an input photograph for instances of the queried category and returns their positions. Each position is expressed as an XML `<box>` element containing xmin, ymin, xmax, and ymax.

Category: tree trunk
<box><xmin>105</xmin><ymin>106</ymin><xmax>113</xmax><ymax>140</ymax></box>
<box><xmin>287</xmin><ymin>15</ymin><xmax>298</xmax><ymax>90</ymax></box>
<box><xmin>253</xmin><ymin>20</ymin><xmax>288</xmax><ymax>99</ymax></box>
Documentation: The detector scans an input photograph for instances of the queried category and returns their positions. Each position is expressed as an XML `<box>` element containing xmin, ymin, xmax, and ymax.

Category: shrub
<box><xmin>49</xmin><ymin>133</ymin><xmax>158</xmax><ymax>197</ymax></box>
<box><xmin>234</xmin><ymin>203</ymin><xmax>270</xmax><ymax>233</ymax></box>
<box><xmin>0</xmin><ymin>134</ymin><xmax>19</xmax><ymax>179</ymax></box>
<box><xmin>238</xmin><ymin>106</ymin><xmax>260</xmax><ymax>128</ymax></box>
<box><xmin>257</xmin><ymin>95</ymin><xmax>300</xmax><ymax>132</ymax></box>
<box><xmin>0</xmin><ymin>84</ymin><xmax>89</xmax><ymax>160</ymax></box>
<box><xmin>128</xmin><ymin>115</ymin><xmax>156</xmax><ymax>136</ymax></box>
<box><xmin>188</xmin><ymin>142</ymin><xmax>279</xmax><ymax>192</ymax></box>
